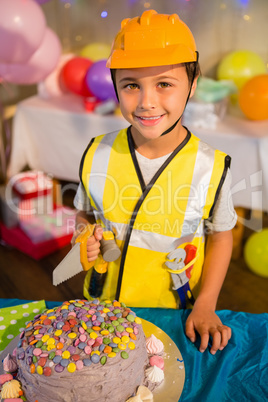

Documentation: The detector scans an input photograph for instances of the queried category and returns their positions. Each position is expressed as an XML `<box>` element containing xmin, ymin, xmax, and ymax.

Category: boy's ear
<box><xmin>189</xmin><ymin>75</ymin><xmax>199</xmax><ymax>98</ymax></box>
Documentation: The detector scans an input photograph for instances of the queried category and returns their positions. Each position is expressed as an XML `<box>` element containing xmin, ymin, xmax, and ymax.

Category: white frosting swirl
<box><xmin>145</xmin><ymin>365</ymin><xmax>164</xmax><ymax>383</ymax></box>
<box><xmin>146</xmin><ymin>334</ymin><xmax>164</xmax><ymax>354</ymax></box>
<box><xmin>3</xmin><ymin>353</ymin><xmax>18</xmax><ymax>373</ymax></box>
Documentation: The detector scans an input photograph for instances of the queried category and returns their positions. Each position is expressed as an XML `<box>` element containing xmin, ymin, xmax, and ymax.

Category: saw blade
<box><xmin>53</xmin><ymin>243</ymin><xmax>83</xmax><ymax>286</ymax></box>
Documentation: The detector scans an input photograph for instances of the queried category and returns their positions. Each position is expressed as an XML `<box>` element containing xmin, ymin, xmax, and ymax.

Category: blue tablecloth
<box><xmin>1</xmin><ymin>299</ymin><xmax>267</xmax><ymax>402</ymax></box>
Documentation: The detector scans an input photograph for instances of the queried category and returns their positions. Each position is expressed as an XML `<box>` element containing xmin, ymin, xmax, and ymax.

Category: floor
<box><xmin>0</xmin><ymin>183</ymin><xmax>267</xmax><ymax>314</ymax></box>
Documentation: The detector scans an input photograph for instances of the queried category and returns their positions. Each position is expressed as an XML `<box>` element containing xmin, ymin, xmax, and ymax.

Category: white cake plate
<box><xmin>142</xmin><ymin>319</ymin><xmax>185</xmax><ymax>402</ymax></box>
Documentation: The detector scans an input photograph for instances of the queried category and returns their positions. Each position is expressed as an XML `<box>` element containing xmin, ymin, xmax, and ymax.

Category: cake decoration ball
<box><xmin>0</xmin><ymin>373</ymin><xmax>13</xmax><ymax>385</ymax></box>
<box><xmin>149</xmin><ymin>355</ymin><xmax>165</xmax><ymax>370</ymax></box>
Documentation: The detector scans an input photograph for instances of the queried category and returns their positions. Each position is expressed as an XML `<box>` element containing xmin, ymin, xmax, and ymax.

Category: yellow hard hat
<box><xmin>107</xmin><ymin>9</ymin><xmax>197</xmax><ymax>69</ymax></box>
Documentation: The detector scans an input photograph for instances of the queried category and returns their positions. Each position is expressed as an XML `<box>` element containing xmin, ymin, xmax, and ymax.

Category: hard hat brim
<box><xmin>106</xmin><ymin>45</ymin><xmax>197</xmax><ymax>69</ymax></box>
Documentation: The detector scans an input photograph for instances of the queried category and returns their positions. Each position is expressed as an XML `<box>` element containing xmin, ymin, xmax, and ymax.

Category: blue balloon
<box><xmin>85</xmin><ymin>59</ymin><xmax>117</xmax><ymax>101</ymax></box>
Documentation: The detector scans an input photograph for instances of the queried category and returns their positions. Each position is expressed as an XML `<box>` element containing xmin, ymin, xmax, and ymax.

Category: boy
<box><xmin>73</xmin><ymin>10</ymin><xmax>237</xmax><ymax>354</ymax></box>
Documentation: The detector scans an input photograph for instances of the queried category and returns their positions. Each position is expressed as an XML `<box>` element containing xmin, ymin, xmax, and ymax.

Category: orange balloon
<box><xmin>239</xmin><ymin>74</ymin><xmax>268</xmax><ymax>120</ymax></box>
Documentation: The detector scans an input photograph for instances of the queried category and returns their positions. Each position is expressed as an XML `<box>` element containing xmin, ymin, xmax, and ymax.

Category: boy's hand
<box><xmin>71</xmin><ymin>224</ymin><xmax>103</xmax><ymax>263</ymax></box>
<box><xmin>185</xmin><ymin>307</ymin><xmax>232</xmax><ymax>355</ymax></box>
<box><xmin>86</xmin><ymin>225</ymin><xmax>103</xmax><ymax>262</ymax></box>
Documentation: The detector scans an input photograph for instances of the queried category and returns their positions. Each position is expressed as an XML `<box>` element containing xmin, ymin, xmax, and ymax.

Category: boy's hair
<box><xmin>184</xmin><ymin>61</ymin><xmax>201</xmax><ymax>84</ymax></box>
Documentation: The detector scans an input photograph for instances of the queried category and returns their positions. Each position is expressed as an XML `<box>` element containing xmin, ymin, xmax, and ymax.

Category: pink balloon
<box><xmin>0</xmin><ymin>0</ymin><xmax>46</xmax><ymax>63</ymax></box>
<box><xmin>38</xmin><ymin>53</ymin><xmax>75</xmax><ymax>99</ymax></box>
<box><xmin>35</xmin><ymin>0</ymin><xmax>51</xmax><ymax>4</ymax></box>
<box><xmin>0</xmin><ymin>28</ymin><xmax>62</xmax><ymax>85</ymax></box>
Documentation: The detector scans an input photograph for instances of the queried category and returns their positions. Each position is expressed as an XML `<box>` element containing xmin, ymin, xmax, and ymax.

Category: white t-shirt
<box><xmin>74</xmin><ymin>150</ymin><xmax>237</xmax><ymax>232</ymax></box>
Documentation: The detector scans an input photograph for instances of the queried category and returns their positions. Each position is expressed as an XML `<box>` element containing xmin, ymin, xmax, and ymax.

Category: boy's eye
<box><xmin>158</xmin><ymin>82</ymin><xmax>171</xmax><ymax>88</ymax></box>
<box><xmin>126</xmin><ymin>83</ymin><xmax>139</xmax><ymax>90</ymax></box>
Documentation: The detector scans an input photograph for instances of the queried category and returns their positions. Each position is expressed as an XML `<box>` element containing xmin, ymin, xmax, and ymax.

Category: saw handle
<box><xmin>75</xmin><ymin>224</ymin><xmax>121</xmax><ymax>272</ymax></box>
<box><xmin>75</xmin><ymin>224</ymin><xmax>96</xmax><ymax>272</ymax></box>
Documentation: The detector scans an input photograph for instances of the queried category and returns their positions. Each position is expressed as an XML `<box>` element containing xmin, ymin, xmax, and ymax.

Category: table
<box><xmin>8</xmin><ymin>95</ymin><xmax>268</xmax><ymax>210</ymax></box>
<box><xmin>8</xmin><ymin>95</ymin><xmax>128</xmax><ymax>183</ymax></box>
<box><xmin>0</xmin><ymin>298</ymin><xmax>267</xmax><ymax>402</ymax></box>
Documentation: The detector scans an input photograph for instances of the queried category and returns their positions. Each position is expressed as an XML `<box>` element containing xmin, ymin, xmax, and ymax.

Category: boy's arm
<box><xmin>185</xmin><ymin>229</ymin><xmax>233</xmax><ymax>354</ymax></box>
<box><xmin>76</xmin><ymin>209</ymin><xmax>96</xmax><ymax>228</ymax></box>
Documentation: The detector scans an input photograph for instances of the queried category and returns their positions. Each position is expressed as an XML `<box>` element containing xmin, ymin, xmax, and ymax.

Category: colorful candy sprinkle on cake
<box><xmin>1</xmin><ymin>299</ymin><xmax>165</xmax><ymax>402</ymax></box>
<box><xmin>13</xmin><ymin>299</ymin><xmax>150</xmax><ymax>402</ymax></box>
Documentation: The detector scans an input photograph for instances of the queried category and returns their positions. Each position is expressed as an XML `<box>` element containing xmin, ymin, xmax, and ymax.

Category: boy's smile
<box><xmin>116</xmin><ymin>64</ymin><xmax>197</xmax><ymax>155</ymax></box>
<box><xmin>135</xmin><ymin>114</ymin><xmax>165</xmax><ymax>126</ymax></box>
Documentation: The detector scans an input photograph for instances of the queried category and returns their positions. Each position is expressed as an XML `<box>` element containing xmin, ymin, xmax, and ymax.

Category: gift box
<box><xmin>0</xmin><ymin>221</ymin><xmax>73</xmax><ymax>260</ymax></box>
<box><xmin>0</xmin><ymin>205</ymin><xmax>76</xmax><ymax>259</ymax></box>
<box><xmin>182</xmin><ymin>98</ymin><xmax>229</xmax><ymax>129</ymax></box>
<box><xmin>182</xmin><ymin>77</ymin><xmax>236</xmax><ymax>129</ymax></box>
<box><xmin>19</xmin><ymin>206</ymin><xmax>76</xmax><ymax>244</ymax></box>
<box><xmin>8</xmin><ymin>170</ymin><xmax>53</xmax><ymax>221</ymax></box>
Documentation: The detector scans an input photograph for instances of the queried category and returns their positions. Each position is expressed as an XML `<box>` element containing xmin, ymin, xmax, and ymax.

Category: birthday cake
<box><xmin>0</xmin><ymin>299</ymin><xmax>165</xmax><ymax>402</ymax></box>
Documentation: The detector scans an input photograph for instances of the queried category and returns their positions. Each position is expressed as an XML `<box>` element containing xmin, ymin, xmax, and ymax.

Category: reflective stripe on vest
<box><xmin>87</xmin><ymin>130</ymin><xmax>119</xmax><ymax>215</ymax></box>
<box><xmin>81</xmin><ymin>127</ymin><xmax>230</xmax><ymax>308</ymax></box>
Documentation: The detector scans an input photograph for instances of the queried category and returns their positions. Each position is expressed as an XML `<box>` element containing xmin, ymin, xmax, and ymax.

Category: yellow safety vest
<box><xmin>80</xmin><ymin>127</ymin><xmax>230</xmax><ymax>308</ymax></box>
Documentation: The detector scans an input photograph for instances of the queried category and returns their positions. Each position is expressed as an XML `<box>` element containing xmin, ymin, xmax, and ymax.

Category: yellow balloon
<box><xmin>80</xmin><ymin>42</ymin><xmax>111</xmax><ymax>62</ymax></box>
<box><xmin>244</xmin><ymin>229</ymin><xmax>268</xmax><ymax>278</ymax></box>
<box><xmin>217</xmin><ymin>50</ymin><xmax>266</xmax><ymax>89</ymax></box>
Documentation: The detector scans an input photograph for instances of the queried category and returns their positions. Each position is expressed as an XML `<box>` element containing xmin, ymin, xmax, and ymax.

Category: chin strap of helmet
<box><xmin>160</xmin><ymin>51</ymin><xmax>199</xmax><ymax>136</ymax></box>
<box><xmin>110</xmin><ymin>51</ymin><xmax>199</xmax><ymax>136</ymax></box>
<box><xmin>110</xmin><ymin>69</ymin><xmax>119</xmax><ymax>102</ymax></box>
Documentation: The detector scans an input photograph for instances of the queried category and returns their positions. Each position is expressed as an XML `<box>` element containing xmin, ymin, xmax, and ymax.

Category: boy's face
<box><xmin>116</xmin><ymin>64</ymin><xmax>197</xmax><ymax>143</ymax></box>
